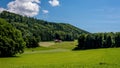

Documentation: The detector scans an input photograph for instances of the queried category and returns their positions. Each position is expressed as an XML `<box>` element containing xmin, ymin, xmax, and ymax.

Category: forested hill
<box><xmin>0</xmin><ymin>11</ymin><xmax>89</xmax><ymax>47</ymax></box>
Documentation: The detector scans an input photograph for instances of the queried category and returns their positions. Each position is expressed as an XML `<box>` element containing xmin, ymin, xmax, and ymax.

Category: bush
<box><xmin>0</xmin><ymin>18</ymin><xmax>26</xmax><ymax>57</ymax></box>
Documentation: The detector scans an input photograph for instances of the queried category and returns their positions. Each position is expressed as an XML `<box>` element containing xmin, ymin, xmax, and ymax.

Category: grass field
<box><xmin>0</xmin><ymin>41</ymin><xmax>120</xmax><ymax>68</ymax></box>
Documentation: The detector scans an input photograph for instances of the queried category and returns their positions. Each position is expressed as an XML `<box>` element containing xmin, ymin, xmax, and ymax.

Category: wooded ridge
<box><xmin>0</xmin><ymin>11</ymin><xmax>89</xmax><ymax>48</ymax></box>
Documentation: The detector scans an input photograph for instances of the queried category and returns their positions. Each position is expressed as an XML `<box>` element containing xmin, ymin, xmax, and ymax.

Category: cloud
<box><xmin>0</xmin><ymin>7</ymin><xmax>6</xmax><ymax>13</ymax></box>
<box><xmin>7</xmin><ymin>0</ymin><xmax>40</xmax><ymax>17</ymax></box>
<box><xmin>49</xmin><ymin>0</ymin><xmax>60</xmax><ymax>7</ymax></box>
<box><xmin>0</xmin><ymin>0</ymin><xmax>60</xmax><ymax>17</ymax></box>
<box><xmin>42</xmin><ymin>10</ymin><xmax>49</xmax><ymax>14</ymax></box>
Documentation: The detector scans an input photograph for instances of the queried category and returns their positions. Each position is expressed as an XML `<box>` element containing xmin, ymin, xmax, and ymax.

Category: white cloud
<box><xmin>7</xmin><ymin>0</ymin><xmax>40</xmax><ymax>17</ymax></box>
<box><xmin>0</xmin><ymin>0</ymin><xmax>61</xmax><ymax>17</ymax></box>
<box><xmin>49</xmin><ymin>0</ymin><xmax>60</xmax><ymax>7</ymax></box>
<box><xmin>0</xmin><ymin>7</ymin><xmax>6</xmax><ymax>13</ymax></box>
<box><xmin>19</xmin><ymin>0</ymin><xmax>40</xmax><ymax>3</ymax></box>
<box><xmin>42</xmin><ymin>10</ymin><xmax>49</xmax><ymax>14</ymax></box>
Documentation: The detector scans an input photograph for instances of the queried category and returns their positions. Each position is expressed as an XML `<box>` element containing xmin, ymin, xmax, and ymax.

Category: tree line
<box><xmin>74</xmin><ymin>32</ymin><xmax>120</xmax><ymax>50</ymax></box>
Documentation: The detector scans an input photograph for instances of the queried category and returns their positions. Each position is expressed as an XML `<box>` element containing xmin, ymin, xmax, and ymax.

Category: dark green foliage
<box><xmin>64</xmin><ymin>34</ymin><xmax>74</xmax><ymax>41</ymax></box>
<box><xmin>106</xmin><ymin>35</ymin><xmax>112</xmax><ymax>48</ymax></box>
<box><xmin>75</xmin><ymin>32</ymin><xmax>120</xmax><ymax>50</ymax></box>
<box><xmin>94</xmin><ymin>34</ymin><xmax>103</xmax><ymax>48</ymax></box>
<box><xmin>0</xmin><ymin>11</ymin><xmax>89</xmax><ymax>48</ymax></box>
<box><xmin>26</xmin><ymin>37</ymin><xmax>39</xmax><ymax>48</ymax></box>
<box><xmin>54</xmin><ymin>33</ymin><xmax>61</xmax><ymax>40</ymax></box>
<box><xmin>115</xmin><ymin>32</ymin><xmax>120</xmax><ymax>47</ymax></box>
<box><xmin>78</xmin><ymin>34</ymin><xmax>86</xmax><ymax>49</ymax></box>
<box><xmin>0</xmin><ymin>18</ymin><xmax>25</xmax><ymax>57</ymax></box>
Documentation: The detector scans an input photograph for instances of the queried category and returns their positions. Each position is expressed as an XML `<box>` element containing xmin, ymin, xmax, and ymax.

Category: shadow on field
<box><xmin>99</xmin><ymin>62</ymin><xmax>108</xmax><ymax>65</ymax></box>
<box><xmin>0</xmin><ymin>56</ymin><xmax>20</xmax><ymax>58</ymax></box>
<box><xmin>72</xmin><ymin>46</ymin><xmax>112</xmax><ymax>51</ymax></box>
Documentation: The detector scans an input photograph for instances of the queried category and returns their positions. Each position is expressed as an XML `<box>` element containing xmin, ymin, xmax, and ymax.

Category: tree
<box><xmin>77</xmin><ymin>34</ymin><xmax>86</xmax><ymax>49</ymax></box>
<box><xmin>94</xmin><ymin>34</ymin><xmax>102</xmax><ymax>48</ymax></box>
<box><xmin>106</xmin><ymin>35</ymin><xmax>112</xmax><ymax>48</ymax></box>
<box><xmin>115</xmin><ymin>32</ymin><xmax>120</xmax><ymax>47</ymax></box>
<box><xmin>26</xmin><ymin>36</ymin><xmax>39</xmax><ymax>48</ymax></box>
<box><xmin>65</xmin><ymin>34</ymin><xmax>74</xmax><ymax>41</ymax></box>
<box><xmin>0</xmin><ymin>18</ymin><xmax>25</xmax><ymax>57</ymax></box>
<box><xmin>54</xmin><ymin>33</ymin><xmax>61</xmax><ymax>40</ymax></box>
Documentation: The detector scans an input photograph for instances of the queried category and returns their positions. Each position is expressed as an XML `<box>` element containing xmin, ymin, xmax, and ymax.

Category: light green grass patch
<box><xmin>39</xmin><ymin>42</ymin><xmax>55</xmax><ymax>47</ymax></box>
<box><xmin>49</xmin><ymin>40</ymin><xmax>78</xmax><ymax>50</ymax></box>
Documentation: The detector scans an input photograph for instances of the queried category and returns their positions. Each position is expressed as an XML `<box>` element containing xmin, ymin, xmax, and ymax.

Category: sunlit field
<box><xmin>0</xmin><ymin>41</ymin><xmax>120</xmax><ymax>68</ymax></box>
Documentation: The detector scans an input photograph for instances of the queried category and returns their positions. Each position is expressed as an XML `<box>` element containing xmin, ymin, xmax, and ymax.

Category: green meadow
<box><xmin>0</xmin><ymin>41</ymin><xmax>120</xmax><ymax>68</ymax></box>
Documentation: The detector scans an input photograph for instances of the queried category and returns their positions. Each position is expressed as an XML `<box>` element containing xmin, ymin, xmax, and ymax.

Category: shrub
<box><xmin>0</xmin><ymin>18</ymin><xmax>25</xmax><ymax>57</ymax></box>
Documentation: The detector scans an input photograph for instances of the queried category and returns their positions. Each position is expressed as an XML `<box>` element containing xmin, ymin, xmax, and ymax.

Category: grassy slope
<box><xmin>0</xmin><ymin>41</ymin><xmax>120</xmax><ymax>68</ymax></box>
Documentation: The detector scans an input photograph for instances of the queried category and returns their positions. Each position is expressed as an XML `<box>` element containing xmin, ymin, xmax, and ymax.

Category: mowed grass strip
<box><xmin>0</xmin><ymin>48</ymin><xmax>120</xmax><ymax>68</ymax></box>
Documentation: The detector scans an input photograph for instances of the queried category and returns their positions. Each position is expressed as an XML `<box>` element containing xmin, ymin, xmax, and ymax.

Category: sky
<box><xmin>0</xmin><ymin>0</ymin><xmax>120</xmax><ymax>33</ymax></box>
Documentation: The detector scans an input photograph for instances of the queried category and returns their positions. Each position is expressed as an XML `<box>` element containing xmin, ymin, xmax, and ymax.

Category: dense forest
<box><xmin>0</xmin><ymin>11</ymin><xmax>89</xmax><ymax>48</ymax></box>
<box><xmin>74</xmin><ymin>32</ymin><xmax>120</xmax><ymax>50</ymax></box>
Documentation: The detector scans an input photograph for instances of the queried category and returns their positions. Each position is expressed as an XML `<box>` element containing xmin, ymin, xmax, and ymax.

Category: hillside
<box><xmin>0</xmin><ymin>11</ymin><xmax>89</xmax><ymax>47</ymax></box>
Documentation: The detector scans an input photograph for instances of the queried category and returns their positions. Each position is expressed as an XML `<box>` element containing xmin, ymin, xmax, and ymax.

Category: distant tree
<box><xmin>54</xmin><ymin>33</ymin><xmax>61</xmax><ymax>40</ymax></box>
<box><xmin>0</xmin><ymin>18</ymin><xmax>25</xmax><ymax>57</ymax></box>
<box><xmin>115</xmin><ymin>32</ymin><xmax>120</xmax><ymax>47</ymax></box>
<box><xmin>94</xmin><ymin>34</ymin><xmax>102</xmax><ymax>48</ymax></box>
<box><xmin>77</xmin><ymin>34</ymin><xmax>86</xmax><ymax>49</ymax></box>
<box><xmin>65</xmin><ymin>34</ymin><xmax>74</xmax><ymax>41</ymax></box>
<box><xmin>106</xmin><ymin>35</ymin><xmax>112</xmax><ymax>48</ymax></box>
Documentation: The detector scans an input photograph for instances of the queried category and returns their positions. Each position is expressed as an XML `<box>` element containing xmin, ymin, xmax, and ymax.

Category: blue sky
<box><xmin>0</xmin><ymin>0</ymin><xmax>120</xmax><ymax>33</ymax></box>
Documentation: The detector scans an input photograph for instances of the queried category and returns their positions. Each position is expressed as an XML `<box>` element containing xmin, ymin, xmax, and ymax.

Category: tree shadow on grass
<box><xmin>0</xmin><ymin>55</ymin><xmax>20</xmax><ymax>58</ymax></box>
